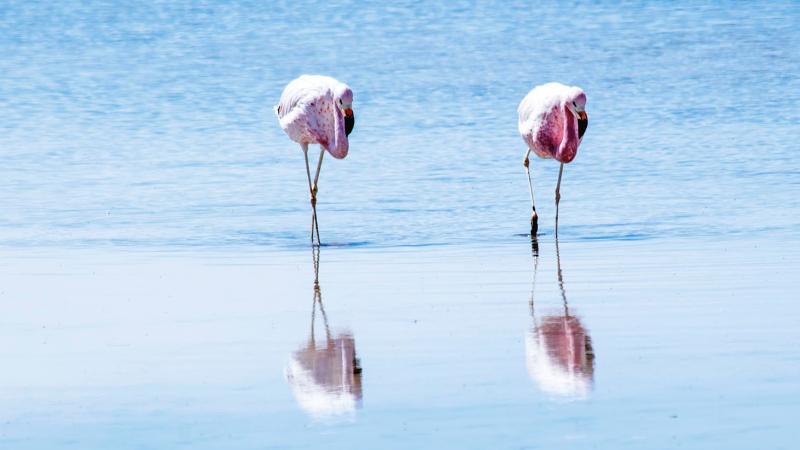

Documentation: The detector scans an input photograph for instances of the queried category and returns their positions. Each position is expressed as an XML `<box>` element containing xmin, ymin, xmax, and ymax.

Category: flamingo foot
<box><xmin>530</xmin><ymin>210</ymin><xmax>539</xmax><ymax>236</ymax></box>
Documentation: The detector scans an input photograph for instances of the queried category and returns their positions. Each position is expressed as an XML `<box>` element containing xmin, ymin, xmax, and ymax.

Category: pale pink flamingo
<box><xmin>275</xmin><ymin>75</ymin><xmax>355</xmax><ymax>246</ymax></box>
<box><xmin>518</xmin><ymin>83</ymin><xmax>588</xmax><ymax>235</ymax></box>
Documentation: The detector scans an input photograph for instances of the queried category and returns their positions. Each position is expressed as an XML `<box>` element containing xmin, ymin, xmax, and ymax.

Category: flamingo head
<box><xmin>566</xmin><ymin>89</ymin><xmax>588</xmax><ymax>141</ymax></box>
<box><xmin>333</xmin><ymin>85</ymin><xmax>355</xmax><ymax>136</ymax></box>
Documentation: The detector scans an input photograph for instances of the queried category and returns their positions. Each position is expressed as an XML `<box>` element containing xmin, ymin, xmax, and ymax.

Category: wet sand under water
<box><xmin>0</xmin><ymin>237</ymin><xmax>797</xmax><ymax>449</ymax></box>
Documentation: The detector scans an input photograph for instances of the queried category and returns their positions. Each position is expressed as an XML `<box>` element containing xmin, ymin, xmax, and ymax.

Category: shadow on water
<box><xmin>525</xmin><ymin>236</ymin><xmax>596</xmax><ymax>399</ymax></box>
<box><xmin>285</xmin><ymin>246</ymin><xmax>363</xmax><ymax>418</ymax></box>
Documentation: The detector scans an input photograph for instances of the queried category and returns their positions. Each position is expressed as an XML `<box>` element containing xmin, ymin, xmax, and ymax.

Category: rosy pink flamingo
<box><xmin>518</xmin><ymin>83</ymin><xmax>588</xmax><ymax>235</ymax></box>
<box><xmin>275</xmin><ymin>75</ymin><xmax>355</xmax><ymax>246</ymax></box>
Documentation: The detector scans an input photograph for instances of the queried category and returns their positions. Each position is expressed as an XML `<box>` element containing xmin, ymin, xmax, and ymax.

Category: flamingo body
<box><xmin>518</xmin><ymin>82</ymin><xmax>587</xmax><ymax>164</ymax></box>
<box><xmin>518</xmin><ymin>82</ymin><xmax>588</xmax><ymax>234</ymax></box>
<box><xmin>275</xmin><ymin>75</ymin><xmax>353</xmax><ymax>159</ymax></box>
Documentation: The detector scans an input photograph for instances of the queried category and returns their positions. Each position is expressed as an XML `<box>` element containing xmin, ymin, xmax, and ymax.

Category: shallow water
<box><xmin>1</xmin><ymin>1</ymin><xmax>799</xmax><ymax>449</ymax></box>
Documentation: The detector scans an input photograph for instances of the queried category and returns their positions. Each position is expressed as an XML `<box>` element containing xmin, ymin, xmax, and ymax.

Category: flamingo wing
<box><xmin>518</xmin><ymin>83</ymin><xmax>579</xmax><ymax>163</ymax></box>
<box><xmin>276</xmin><ymin>75</ymin><xmax>349</xmax><ymax>158</ymax></box>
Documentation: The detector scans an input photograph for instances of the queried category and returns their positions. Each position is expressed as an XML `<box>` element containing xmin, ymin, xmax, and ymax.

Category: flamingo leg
<box><xmin>555</xmin><ymin>162</ymin><xmax>564</xmax><ymax>236</ymax></box>
<box><xmin>302</xmin><ymin>143</ymin><xmax>319</xmax><ymax>246</ymax></box>
<box><xmin>312</xmin><ymin>148</ymin><xmax>324</xmax><ymax>192</ymax></box>
<box><xmin>310</xmin><ymin>148</ymin><xmax>324</xmax><ymax>244</ymax></box>
<box><xmin>523</xmin><ymin>148</ymin><xmax>538</xmax><ymax>235</ymax></box>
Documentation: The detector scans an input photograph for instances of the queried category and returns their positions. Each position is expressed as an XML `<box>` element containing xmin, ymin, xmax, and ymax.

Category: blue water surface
<box><xmin>1</xmin><ymin>1</ymin><xmax>798</xmax><ymax>249</ymax></box>
<box><xmin>1</xmin><ymin>3</ymin><xmax>799</xmax><ymax>450</ymax></box>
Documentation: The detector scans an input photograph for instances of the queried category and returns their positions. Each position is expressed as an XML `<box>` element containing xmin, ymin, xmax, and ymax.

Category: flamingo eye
<box><xmin>572</xmin><ymin>101</ymin><xmax>577</xmax><ymax>107</ymax></box>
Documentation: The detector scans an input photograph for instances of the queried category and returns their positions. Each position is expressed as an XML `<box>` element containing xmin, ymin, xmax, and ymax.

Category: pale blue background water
<box><xmin>1</xmin><ymin>1</ymin><xmax>798</xmax><ymax>248</ymax></box>
<box><xmin>1</xmin><ymin>2</ymin><xmax>799</xmax><ymax>449</ymax></box>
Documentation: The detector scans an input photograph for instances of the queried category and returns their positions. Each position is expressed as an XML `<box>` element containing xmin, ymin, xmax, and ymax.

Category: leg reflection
<box><xmin>285</xmin><ymin>246</ymin><xmax>363</xmax><ymax>417</ymax></box>
<box><xmin>526</xmin><ymin>236</ymin><xmax>595</xmax><ymax>398</ymax></box>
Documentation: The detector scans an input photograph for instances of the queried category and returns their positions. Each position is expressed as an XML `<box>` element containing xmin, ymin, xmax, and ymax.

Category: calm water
<box><xmin>2</xmin><ymin>239</ymin><xmax>798</xmax><ymax>449</ymax></box>
<box><xmin>1</xmin><ymin>1</ymin><xmax>798</xmax><ymax>248</ymax></box>
<box><xmin>1</xmin><ymin>1</ymin><xmax>799</xmax><ymax>449</ymax></box>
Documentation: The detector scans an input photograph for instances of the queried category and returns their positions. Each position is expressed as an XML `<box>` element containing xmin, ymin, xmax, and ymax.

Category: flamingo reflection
<box><xmin>285</xmin><ymin>247</ymin><xmax>363</xmax><ymax>417</ymax></box>
<box><xmin>526</xmin><ymin>237</ymin><xmax>595</xmax><ymax>397</ymax></box>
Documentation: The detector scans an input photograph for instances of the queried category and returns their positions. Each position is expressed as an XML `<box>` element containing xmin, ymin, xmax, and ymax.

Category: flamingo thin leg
<box><xmin>524</xmin><ymin>148</ymin><xmax>538</xmax><ymax>235</ymax></box>
<box><xmin>312</xmin><ymin>148</ymin><xmax>324</xmax><ymax>192</ymax></box>
<box><xmin>302</xmin><ymin>144</ymin><xmax>319</xmax><ymax>246</ymax></box>
<box><xmin>555</xmin><ymin>162</ymin><xmax>564</xmax><ymax>236</ymax></box>
<box><xmin>310</xmin><ymin>148</ymin><xmax>324</xmax><ymax>244</ymax></box>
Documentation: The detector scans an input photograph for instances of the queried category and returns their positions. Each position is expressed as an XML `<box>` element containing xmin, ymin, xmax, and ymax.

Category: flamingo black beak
<box><xmin>344</xmin><ymin>108</ymin><xmax>355</xmax><ymax>136</ymax></box>
<box><xmin>577</xmin><ymin>111</ymin><xmax>588</xmax><ymax>139</ymax></box>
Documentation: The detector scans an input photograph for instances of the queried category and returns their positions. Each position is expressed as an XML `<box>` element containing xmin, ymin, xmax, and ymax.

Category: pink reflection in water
<box><xmin>526</xmin><ymin>238</ymin><xmax>595</xmax><ymax>397</ymax></box>
<box><xmin>526</xmin><ymin>314</ymin><xmax>595</xmax><ymax>397</ymax></box>
<box><xmin>286</xmin><ymin>248</ymin><xmax>362</xmax><ymax>417</ymax></box>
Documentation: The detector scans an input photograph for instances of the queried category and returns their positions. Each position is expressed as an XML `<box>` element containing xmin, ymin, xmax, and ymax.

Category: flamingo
<box><xmin>518</xmin><ymin>83</ymin><xmax>588</xmax><ymax>235</ymax></box>
<box><xmin>275</xmin><ymin>75</ymin><xmax>355</xmax><ymax>246</ymax></box>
